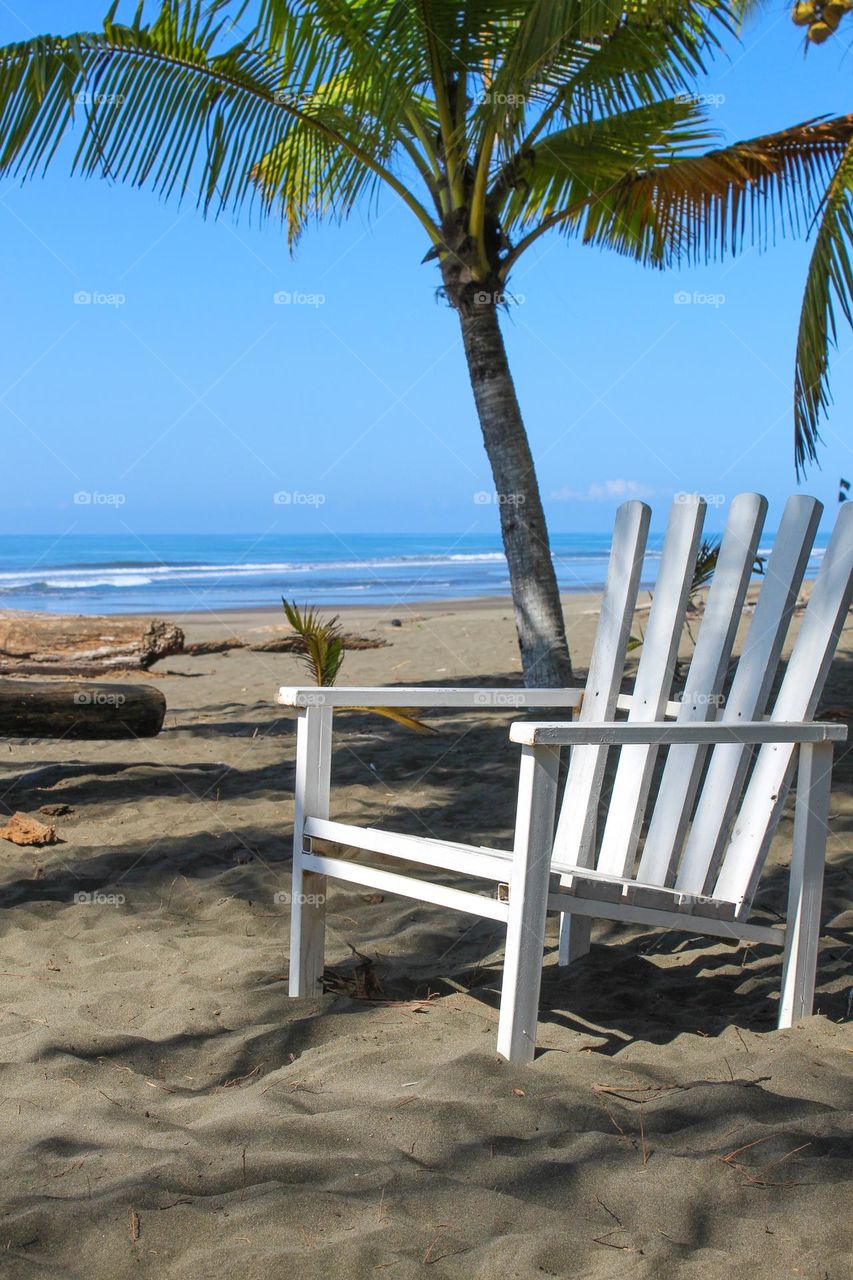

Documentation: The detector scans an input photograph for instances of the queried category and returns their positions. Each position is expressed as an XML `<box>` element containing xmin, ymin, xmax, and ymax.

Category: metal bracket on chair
<box><xmin>302</xmin><ymin>835</ymin><xmax>314</xmax><ymax>853</ymax></box>
<box><xmin>497</xmin><ymin>883</ymin><xmax>509</xmax><ymax>904</ymax></box>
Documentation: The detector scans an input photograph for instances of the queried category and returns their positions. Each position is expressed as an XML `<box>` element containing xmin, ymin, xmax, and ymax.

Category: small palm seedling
<box><xmin>691</xmin><ymin>537</ymin><xmax>720</xmax><ymax>598</ymax></box>
<box><xmin>629</xmin><ymin>535</ymin><xmax>765</xmax><ymax>655</ymax></box>
<box><xmin>689</xmin><ymin>537</ymin><xmax>766</xmax><ymax>602</ymax></box>
<box><xmin>679</xmin><ymin>536</ymin><xmax>721</xmax><ymax>649</ymax></box>
<box><xmin>282</xmin><ymin>598</ymin><xmax>345</xmax><ymax>686</ymax></box>
<box><xmin>282</xmin><ymin>599</ymin><xmax>434</xmax><ymax>734</ymax></box>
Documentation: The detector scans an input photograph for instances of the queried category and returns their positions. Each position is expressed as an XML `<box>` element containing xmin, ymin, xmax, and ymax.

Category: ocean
<box><xmin>0</xmin><ymin>532</ymin><xmax>826</xmax><ymax>615</ymax></box>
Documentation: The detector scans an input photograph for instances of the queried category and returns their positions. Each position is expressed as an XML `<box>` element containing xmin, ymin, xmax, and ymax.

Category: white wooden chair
<box><xmin>278</xmin><ymin>494</ymin><xmax>853</xmax><ymax>1064</ymax></box>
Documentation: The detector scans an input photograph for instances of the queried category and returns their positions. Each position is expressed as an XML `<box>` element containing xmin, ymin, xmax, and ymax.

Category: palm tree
<box><xmin>1</xmin><ymin>1</ymin><xmax>851</xmax><ymax>684</ymax></box>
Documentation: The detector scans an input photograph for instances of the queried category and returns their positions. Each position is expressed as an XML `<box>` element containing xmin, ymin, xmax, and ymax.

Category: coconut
<box><xmin>808</xmin><ymin>19</ymin><xmax>834</xmax><ymax>40</ymax></box>
<box><xmin>791</xmin><ymin>1</ymin><xmax>815</xmax><ymax>24</ymax></box>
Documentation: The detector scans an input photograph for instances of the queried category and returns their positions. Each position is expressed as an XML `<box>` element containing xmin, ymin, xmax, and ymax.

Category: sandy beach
<box><xmin>1</xmin><ymin>593</ymin><xmax>851</xmax><ymax>1278</ymax></box>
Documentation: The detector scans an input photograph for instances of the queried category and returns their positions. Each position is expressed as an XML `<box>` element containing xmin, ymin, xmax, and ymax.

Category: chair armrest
<box><xmin>509</xmin><ymin>719</ymin><xmax>848</xmax><ymax>747</ymax></box>
<box><xmin>277</xmin><ymin>686</ymin><xmax>585</xmax><ymax>709</ymax></box>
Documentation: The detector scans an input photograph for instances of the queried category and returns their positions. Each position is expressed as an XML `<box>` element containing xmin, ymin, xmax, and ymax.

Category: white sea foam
<box><xmin>41</xmin><ymin>575</ymin><xmax>154</xmax><ymax>589</ymax></box>
<box><xmin>0</xmin><ymin>552</ymin><xmax>511</xmax><ymax>591</ymax></box>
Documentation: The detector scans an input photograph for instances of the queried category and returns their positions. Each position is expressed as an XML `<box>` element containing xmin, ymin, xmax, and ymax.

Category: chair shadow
<box><xmin>2</xmin><ymin>660</ymin><xmax>850</xmax><ymax>1055</ymax></box>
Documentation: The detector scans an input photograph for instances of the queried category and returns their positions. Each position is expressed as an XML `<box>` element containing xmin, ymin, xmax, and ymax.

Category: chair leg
<box><xmin>288</xmin><ymin>705</ymin><xmax>332</xmax><ymax>998</ymax></box>
<box><xmin>497</xmin><ymin>745</ymin><xmax>560</xmax><ymax>1065</ymax></box>
<box><xmin>289</xmin><ymin>861</ymin><xmax>328</xmax><ymax>998</ymax></box>
<box><xmin>779</xmin><ymin>741</ymin><xmax>832</xmax><ymax>1028</ymax></box>
<box><xmin>558</xmin><ymin>912</ymin><xmax>592</xmax><ymax>964</ymax></box>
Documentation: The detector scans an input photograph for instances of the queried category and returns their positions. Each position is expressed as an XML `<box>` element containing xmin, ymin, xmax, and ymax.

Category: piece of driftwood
<box><xmin>0</xmin><ymin>680</ymin><xmax>167</xmax><ymax>739</ymax></box>
<box><xmin>250</xmin><ymin>632</ymin><xmax>387</xmax><ymax>653</ymax></box>
<box><xmin>0</xmin><ymin>613</ymin><xmax>185</xmax><ymax>676</ymax></box>
<box><xmin>182</xmin><ymin>638</ymin><xmax>245</xmax><ymax>656</ymax></box>
<box><xmin>178</xmin><ymin>633</ymin><xmax>387</xmax><ymax>657</ymax></box>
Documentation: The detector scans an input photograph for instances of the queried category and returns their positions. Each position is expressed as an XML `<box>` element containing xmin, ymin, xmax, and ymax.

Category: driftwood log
<box><xmin>0</xmin><ymin>680</ymin><xmax>166</xmax><ymax>739</ymax></box>
<box><xmin>249</xmin><ymin>633</ymin><xmax>388</xmax><ymax>653</ymax></box>
<box><xmin>0</xmin><ymin>613</ymin><xmax>185</xmax><ymax>676</ymax></box>
<box><xmin>183</xmin><ymin>634</ymin><xmax>388</xmax><ymax>655</ymax></box>
<box><xmin>0</xmin><ymin>613</ymin><xmax>384</xmax><ymax>674</ymax></box>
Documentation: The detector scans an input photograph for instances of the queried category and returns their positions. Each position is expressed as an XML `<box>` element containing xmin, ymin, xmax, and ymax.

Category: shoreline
<box><xmin>0</xmin><ymin>592</ymin><xmax>609</xmax><ymax>626</ymax></box>
<box><xmin>0</xmin><ymin>582</ymin><xmax>778</xmax><ymax>663</ymax></box>
<box><xmin>0</xmin><ymin>590</ymin><xmax>603</xmax><ymax>620</ymax></box>
<box><xmin>0</xmin><ymin>532</ymin><xmax>827</xmax><ymax>625</ymax></box>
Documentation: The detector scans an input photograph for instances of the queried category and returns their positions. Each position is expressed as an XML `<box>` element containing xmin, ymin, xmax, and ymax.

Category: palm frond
<box><xmin>561</xmin><ymin>4</ymin><xmax>728</xmax><ymax>122</ymax></box>
<box><xmin>0</xmin><ymin>1</ymin><xmax>439</xmax><ymax>237</ymax></box>
<box><xmin>793</xmin><ymin>140</ymin><xmax>853</xmax><ymax>473</ymax></box>
<box><xmin>499</xmin><ymin>98</ymin><xmax>715</xmax><ymax>234</ymax></box>
<box><xmin>470</xmin><ymin>1</ymin><xmax>728</xmax><ymax>160</ymax></box>
<box><xmin>256</xmin><ymin>2</ymin><xmax>438</xmax><ymax>159</ymax></box>
<box><xmin>350</xmin><ymin>705</ymin><xmax>438</xmax><ymax>733</ymax></box>
<box><xmin>251</xmin><ymin>74</ymin><xmax>386</xmax><ymax>246</ymax></box>
<box><xmin>511</xmin><ymin>114</ymin><xmax>853</xmax><ymax>269</ymax></box>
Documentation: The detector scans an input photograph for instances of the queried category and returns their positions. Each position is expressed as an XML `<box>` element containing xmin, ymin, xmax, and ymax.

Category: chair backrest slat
<box><xmin>595</xmin><ymin>495</ymin><xmax>706</xmax><ymax>878</ymax></box>
<box><xmin>714</xmin><ymin>500</ymin><xmax>853</xmax><ymax>909</ymax></box>
<box><xmin>637</xmin><ymin>493</ymin><xmax>767</xmax><ymax>887</ymax></box>
<box><xmin>675</xmin><ymin>495</ymin><xmax>823</xmax><ymax>897</ymax></box>
<box><xmin>552</xmin><ymin>501</ymin><xmax>651</xmax><ymax>867</ymax></box>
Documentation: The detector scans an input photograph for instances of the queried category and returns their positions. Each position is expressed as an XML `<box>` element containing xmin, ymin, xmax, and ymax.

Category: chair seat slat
<box><xmin>556</xmin><ymin>868</ymin><xmax>736</xmax><ymax>919</ymax></box>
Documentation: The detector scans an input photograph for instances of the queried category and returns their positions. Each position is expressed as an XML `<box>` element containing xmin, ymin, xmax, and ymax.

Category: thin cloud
<box><xmin>549</xmin><ymin>479</ymin><xmax>654</xmax><ymax>502</ymax></box>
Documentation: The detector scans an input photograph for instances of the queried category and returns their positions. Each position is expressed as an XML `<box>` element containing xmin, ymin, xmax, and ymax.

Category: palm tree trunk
<box><xmin>457</xmin><ymin>300</ymin><xmax>571</xmax><ymax>685</ymax></box>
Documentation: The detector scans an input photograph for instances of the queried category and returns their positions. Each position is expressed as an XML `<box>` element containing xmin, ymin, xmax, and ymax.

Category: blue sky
<box><xmin>2</xmin><ymin>1</ymin><xmax>853</xmax><ymax>538</ymax></box>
